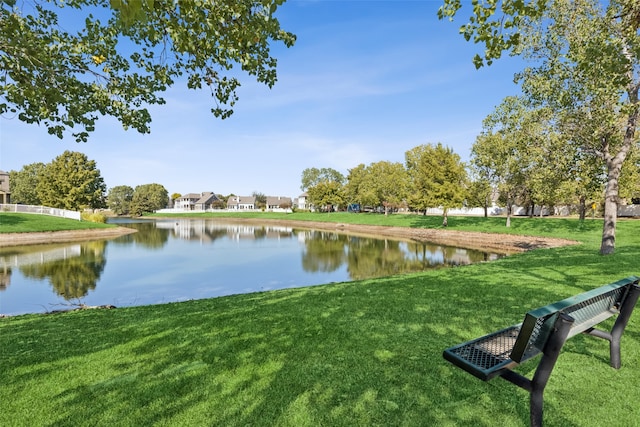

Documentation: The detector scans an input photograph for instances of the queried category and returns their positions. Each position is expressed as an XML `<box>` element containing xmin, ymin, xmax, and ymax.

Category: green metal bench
<box><xmin>443</xmin><ymin>276</ymin><xmax>640</xmax><ymax>427</ymax></box>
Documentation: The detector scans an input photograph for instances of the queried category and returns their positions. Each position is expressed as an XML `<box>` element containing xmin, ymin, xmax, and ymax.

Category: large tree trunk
<box><xmin>442</xmin><ymin>208</ymin><xmax>449</xmax><ymax>227</ymax></box>
<box><xmin>600</xmin><ymin>107</ymin><xmax>637</xmax><ymax>254</ymax></box>
<box><xmin>600</xmin><ymin>52</ymin><xmax>640</xmax><ymax>253</ymax></box>
<box><xmin>600</xmin><ymin>164</ymin><xmax>620</xmax><ymax>255</ymax></box>
<box><xmin>579</xmin><ymin>195</ymin><xmax>586</xmax><ymax>221</ymax></box>
<box><xmin>483</xmin><ymin>196</ymin><xmax>488</xmax><ymax>218</ymax></box>
<box><xmin>505</xmin><ymin>198</ymin><xmax>513</xmax><ymax>227</ymax></box>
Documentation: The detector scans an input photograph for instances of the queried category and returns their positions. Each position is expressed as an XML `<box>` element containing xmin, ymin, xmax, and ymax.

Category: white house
<box><xmin>175</xmin><ymin>192</ymin><xmax>220</xmax><ymax>211</ymax></box>
<box><xmin>266</xmin><ymin>196</ymin><xmax>292</xmax><ymax>210</ymax></box>
<box><xmin>227</xmin><ymin>195</ymin><xmax>256</xmax><ymax>210</ymax></box>
<box><xmin>296</xmin><ymin>193</ymin><xmax>309</xmax><ymax>210</ymax></box>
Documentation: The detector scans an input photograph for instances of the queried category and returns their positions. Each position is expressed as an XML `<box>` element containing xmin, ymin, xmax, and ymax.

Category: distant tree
<box><xmin>466</xmin><ymin>177</ymin><xmax>493</xmax><ymax>218</ymax></box>
<box><xmin>108</xmin><ymin>185</ymin><xmax>135</xmax><ymax>216</ymax></box>
<box><xmin>252</xmin><ymin>191</ymin><xmax>267</xmax><ymax>209</ymax></box>
<box><xmin>2</xmin><ymin>1</ymin><xmax>296</xmax><ymax>141</ymax></box>
<box><xmin>475</xmin><ymin>98</ymin><xmax>580</xmax><ymax>219</ymax></box>
<box><xmin>307</xmin><ymin>181</ymin><xmax>345</xmax><ymax>212</ymax></box>
<box><xmin>37</xmin><ymin>151</ymin><xmax>106</xmax><ymax>210</ymax></box>
<box><xmin>568</xmin><ymin>152</ymin><xmax>606</xmax><ymax>221</ymax></box>
<box><xmin>472</xmin><ymin>133</ymin><xmax>524</xmax><ymax>227</ymax></box>
<box><xmin>344</xmin><ymin>162</ymin><xmax>408</xmax><ymax>214</ymax></box>
<box><xmin>344</xmin><ymin>164</ymin><xmax>369</xmax><ymax>206</ymax></box>
<box><xmin>8</xmin><ymin>162</ymin><xmax>45</xmax><ymax>205</ymax></box>
<box><xmin>472</xmin><ymin>98</ymin><xmax>550</xmax><ymax>226</ymax></box>
<box><xmin>468</xmin><ymin>136</ymin><xmax>498</xmax><ymax>220</ymax></box>
<box><xmin>300</xmin><ymin>167</ymin><xmax>345</xmax><ymax>191</ymax></box>
<box><xmin>520</xmin><ymin>110</ymin><xmax>574</xmax><ymax>217</ymax></box>
<box><xmin>170</xmin><ymin>193</ymin><xmax>181</xmax><ymax>207</ymax></box>
<box><xmin>367</xmin><ymin>161</ymin><xmax>408</xmax><ymax>215</ymax></box>
<box><xmin>211</xmin><ymin>199</ymin><xmax>226</xmax><ymax>209</ymax></box>
<box><xmin>130</xmin><ymin>183</ymin><xmax>169</xmax><ymax>216</ymax></box>
<box><xmin>406</xmin><ymin>143</ymin><xmax>467</xmax><ymax>226</ymax></box>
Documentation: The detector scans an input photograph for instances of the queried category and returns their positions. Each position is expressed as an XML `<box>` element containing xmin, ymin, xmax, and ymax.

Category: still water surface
<box><xmin>0</xmin><ymin>219</ymin><xmax>502</xmax><ymax>315</ymax></box>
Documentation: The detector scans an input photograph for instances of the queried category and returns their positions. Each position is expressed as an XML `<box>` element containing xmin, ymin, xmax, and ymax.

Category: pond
<box><xmin>0</xmin><ymin>218</ymin><xmax>504</xmax><ymax>316</ymax></box>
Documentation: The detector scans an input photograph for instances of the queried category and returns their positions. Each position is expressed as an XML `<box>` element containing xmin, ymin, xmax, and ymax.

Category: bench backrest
<box><xmin>510</xmin><ymin>276</ymin><xmax>640</xmax><ymax>363</ymax></box>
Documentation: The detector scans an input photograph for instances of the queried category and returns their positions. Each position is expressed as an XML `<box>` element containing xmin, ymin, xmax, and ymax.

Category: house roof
<box><xmin>196</xmin><ymin>193</ymin><xmax>219</xmax><ymax>205</ymax></box>
<box><xmin>227</xmin><ymin>196</ymin><xmax>256</xmax><ymax>205</ymax></box>
<box><xmin>266</xmin><ymin>196</ymin><xmax>292</xmax><ymax>206</ymax></box>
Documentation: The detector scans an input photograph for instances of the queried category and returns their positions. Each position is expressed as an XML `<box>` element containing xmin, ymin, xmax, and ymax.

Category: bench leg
<box><xmin>500</xmin><ymin>314</ymin><xmax>574</xmax><ymax>427</ymax></box>
<box><xmin>529</xmin><ymin>313</ymin><xmax>574</xmax><ymax>427</ymax></box>
<box><xmin>584</xmin><ymin>283</ymin><xmax>640</xmax><ymax>369</ymax></box>
<box><xmin>502</xmin><ymin>314</ymin><xmax>574</xmax><ymax>426</ymax></box>
<box><xmin>610</xmin><ymin>283</ymin><xmax>640</xmax><ymax>368</ymax></box>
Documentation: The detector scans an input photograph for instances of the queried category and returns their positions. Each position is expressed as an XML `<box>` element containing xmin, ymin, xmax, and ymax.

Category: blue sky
<box><xmin>0</xmin><ymin>1</ymin><xmax>524</xmax><ymax>200</ymax></box>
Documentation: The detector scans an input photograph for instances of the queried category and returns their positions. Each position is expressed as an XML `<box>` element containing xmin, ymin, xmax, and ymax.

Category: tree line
<box><xmin>8</xmin><ymin>152</ymin><xmax>291</xmax><ymax>215</ymax></box>
<box><xmin>300</xmin><ymin>139</ymin><xmax>638</xmax><ymax>229</ymax></box>
<box><xmin>9</xmin><ymin>151</ymin><xmax>169</xmax><ymax>216</ymax></box>
<box><xmin>301</xmin><ymin>143</ymin><xmax>467</xmax><ymax>227</ymax></box>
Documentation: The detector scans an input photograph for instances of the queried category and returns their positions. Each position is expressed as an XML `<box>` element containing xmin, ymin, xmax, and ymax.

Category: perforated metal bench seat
<box><xmin>443</xmin><ymin>324</ymin><xmax>523</xmax><ymax>380</ymax></box>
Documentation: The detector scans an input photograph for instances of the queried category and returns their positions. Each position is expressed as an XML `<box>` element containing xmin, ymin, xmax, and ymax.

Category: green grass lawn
<box><xmin>1</xmin><ymin>214</ymin><xmax>639</xmax><ymax>426</ymax></box>
<box><xmin>0</xmin><ymin>212</ymin><xmax>113</xmax><ymax>233</ymax></box>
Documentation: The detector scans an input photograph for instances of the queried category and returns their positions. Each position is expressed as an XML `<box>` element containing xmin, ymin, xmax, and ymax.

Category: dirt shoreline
<box><xmin>0</xmin><ymin>226</ymin><xmax>137</xmax><ymax>247</ymax></box>
<box><xmin>0</xmin><ymin>219</ymin><xmax>578</xmax><ymax>253</ymax></box>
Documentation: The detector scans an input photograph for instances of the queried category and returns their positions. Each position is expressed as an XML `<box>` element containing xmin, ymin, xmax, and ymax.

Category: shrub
<box><xmin>81</xmin><ymin>211</ymin><xmax>107</xmax><ymax>223</ymax></box>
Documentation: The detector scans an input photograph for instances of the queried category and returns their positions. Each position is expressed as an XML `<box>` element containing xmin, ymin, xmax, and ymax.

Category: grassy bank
<box><xmin>0</xmin><ymin>212</ymin><xmax>113</xmax><ymax>233</ymax></box>
<box><xmin>1</xmin><ymin>214</ymin><xmax>639</xmax><ymax>426</ymax></box>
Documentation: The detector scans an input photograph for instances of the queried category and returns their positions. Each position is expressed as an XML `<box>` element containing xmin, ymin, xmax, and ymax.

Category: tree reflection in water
<box><xmin>19</xmin><ymin>240</ymin><xmax>107</xmax><ymax>299</ymax></box>
<box><xmin>110</xmin><ymin>220</ymin><xmax>170</xmax><ymax>249</ymax></box>
<box><xmin>301</xmin><ymin>231</ymin><xmax>348</xmax><ymax>273</ymax></box>
<box><xmin>299</xmin><ymin>229</ymin><xmax>502</xmax><ymax>280</ymax></box>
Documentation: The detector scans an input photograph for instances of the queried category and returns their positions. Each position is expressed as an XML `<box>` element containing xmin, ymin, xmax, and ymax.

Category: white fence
<box><xmin>619</xmin><ymin>205</ymin><xmax>640</xmax><ymax>217</ymax></box>
<box><xmin>0</xmin><ymin>204</ymin><xmax>81</xmax><ymax>221</ymax></box>
<box><xmin>424</xmin><ymin>207</ymin><xmax>489</xmax><ymax>217</ymax></box>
